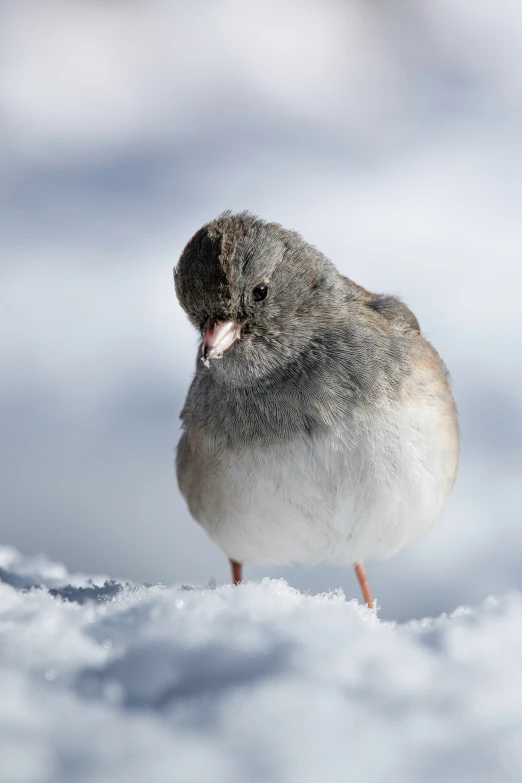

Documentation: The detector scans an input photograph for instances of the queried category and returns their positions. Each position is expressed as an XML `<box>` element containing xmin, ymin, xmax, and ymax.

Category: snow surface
<box><xmin>1</xmin><ymin>547</ymin><xmax>521</xmax><ymax>783</ymax></box>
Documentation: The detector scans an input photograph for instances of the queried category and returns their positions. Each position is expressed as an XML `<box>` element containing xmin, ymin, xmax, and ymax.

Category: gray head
<box><xmin>174</xmin><ymin>211</ymin><xmax>350</xmax><ymax>385</ymax></box>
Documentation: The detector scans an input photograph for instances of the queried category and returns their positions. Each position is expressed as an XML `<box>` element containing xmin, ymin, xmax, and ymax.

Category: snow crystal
<box><xmin>0</xmin><ymin>547</ymin><xmax>521</xmax><ymax>783</ymax></box>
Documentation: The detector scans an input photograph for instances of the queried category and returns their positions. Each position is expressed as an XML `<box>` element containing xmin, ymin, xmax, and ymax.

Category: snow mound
<box><xmin>0</xmin><ymin>548</ymin><xmax>520</xmax><ymax>783</ymax></box>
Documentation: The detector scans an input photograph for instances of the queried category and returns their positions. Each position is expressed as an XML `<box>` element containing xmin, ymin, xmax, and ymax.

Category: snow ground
<box><xmin>0</xmin><ymin>547</ymin><xmax>521</xmax><ymax>783</ymax></box>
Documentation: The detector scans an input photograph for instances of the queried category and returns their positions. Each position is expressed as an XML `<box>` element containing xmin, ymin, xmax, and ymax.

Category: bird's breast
<box><xmin>178</xmin><ymin>391</ymin><xmax>458</xmax><ymax>566</ymax></box>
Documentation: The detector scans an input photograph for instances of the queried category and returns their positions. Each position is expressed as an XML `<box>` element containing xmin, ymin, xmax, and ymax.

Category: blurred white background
<box><xmin>1</xmin><ymin>0</ymin><xmax>521</xmax><ymax>620</ymax></box>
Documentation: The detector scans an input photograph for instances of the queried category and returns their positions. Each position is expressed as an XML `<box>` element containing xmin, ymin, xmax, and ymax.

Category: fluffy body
<box><xmin>175</xmin><ymin>212</ymin><xmax>459</xmax><ymax>565</ymax></box>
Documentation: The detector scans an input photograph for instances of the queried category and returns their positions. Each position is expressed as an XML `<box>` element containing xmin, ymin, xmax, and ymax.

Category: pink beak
<box><xmin>202</xmin><ymin>319</ymin><xmax>241</xmax><ymax>360</ymax></box>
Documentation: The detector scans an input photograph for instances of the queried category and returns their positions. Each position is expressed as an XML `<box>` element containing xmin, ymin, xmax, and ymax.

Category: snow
<box><xmin>1</xmin><ymin>547</ymin><xmax>521</xmax><ymax>783</ymax></box>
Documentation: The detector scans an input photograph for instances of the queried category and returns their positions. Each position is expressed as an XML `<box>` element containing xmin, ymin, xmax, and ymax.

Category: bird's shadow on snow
<box><xmin>1</xmin><ymin>563</ymin><xmax>279</xmax><ymax>719</ymax></box>
<box><xmin>77</xmin><ymin>636</ymin><xmax>291</xmax><ymax>719</ymax></box>
<box><xmin>75</xmin><ymin>585</ymin><xmax>292</xmax><ymax>718</ymax></box>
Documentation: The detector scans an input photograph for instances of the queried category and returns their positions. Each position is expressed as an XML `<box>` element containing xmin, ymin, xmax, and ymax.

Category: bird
<box><xmin>174</xmin><ymin>211</ymin><xmax>459</xmax><ymax>608</ymax></box>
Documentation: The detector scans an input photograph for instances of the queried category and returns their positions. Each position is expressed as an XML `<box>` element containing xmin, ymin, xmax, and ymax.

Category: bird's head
<box><xmin>174</xmin><ymin>211</ymin><xmax>341</xmax><ymax>384</ymax></box>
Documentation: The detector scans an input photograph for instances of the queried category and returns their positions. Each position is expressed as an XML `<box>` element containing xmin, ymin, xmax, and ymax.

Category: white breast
<box><xmin>192</xmin><ymin>396</ymin><xmax>458</xmax><ymax>566</ymax></box>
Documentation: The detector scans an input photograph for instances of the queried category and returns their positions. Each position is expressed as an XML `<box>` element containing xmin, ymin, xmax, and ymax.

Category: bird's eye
<box><xmin>252</xmin><ymin>283</ymin><xmax>268</xmax><ymax>302</ymax></box>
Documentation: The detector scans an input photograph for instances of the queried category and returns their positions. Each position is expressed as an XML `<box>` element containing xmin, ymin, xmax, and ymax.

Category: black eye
<box><xmin>252</xmin><ymin>283</ymin><xmax>268</xmax><ymax>302</ymax></box>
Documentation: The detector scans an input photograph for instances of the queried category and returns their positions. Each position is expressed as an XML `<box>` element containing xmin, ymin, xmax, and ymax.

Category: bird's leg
<box><xmin>230</xmin><ymin>559</ymin><xmax>242</xmax><ymax>585</ymax></box>
<box><xmin>354</xmin><ymin>562</ymin><xmax>373</xmax><ymax>609</ymax></box>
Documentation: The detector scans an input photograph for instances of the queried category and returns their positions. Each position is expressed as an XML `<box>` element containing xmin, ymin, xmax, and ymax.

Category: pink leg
<box><xmin>354</xmin><ymin>562</ymin><xmax>373</xmax><ymax>608</ymax></box>
<box><xmin>230</xmin><ymin>559</ymin><xmax>242</xmax><ymax>585</ymax></box>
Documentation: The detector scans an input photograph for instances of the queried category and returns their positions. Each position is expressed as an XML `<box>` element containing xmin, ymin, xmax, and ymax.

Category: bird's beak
<box><xmin>202</xmin><ymin>319</ymin><xmax>241</xmax><ymax>360</ymax></box>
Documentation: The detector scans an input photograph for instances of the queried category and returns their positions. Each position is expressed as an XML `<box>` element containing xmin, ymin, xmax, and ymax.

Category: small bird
<box><xmin>174</xmin><ymin>212</ymin><xmax>459</xmax><ymax>608</ymax></box>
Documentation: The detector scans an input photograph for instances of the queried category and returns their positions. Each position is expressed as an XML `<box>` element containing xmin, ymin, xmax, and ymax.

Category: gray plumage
<box><xmin>174</xmin><ymin>211</ymin><xmax>459</xmax><ymax>576</ymax></box>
